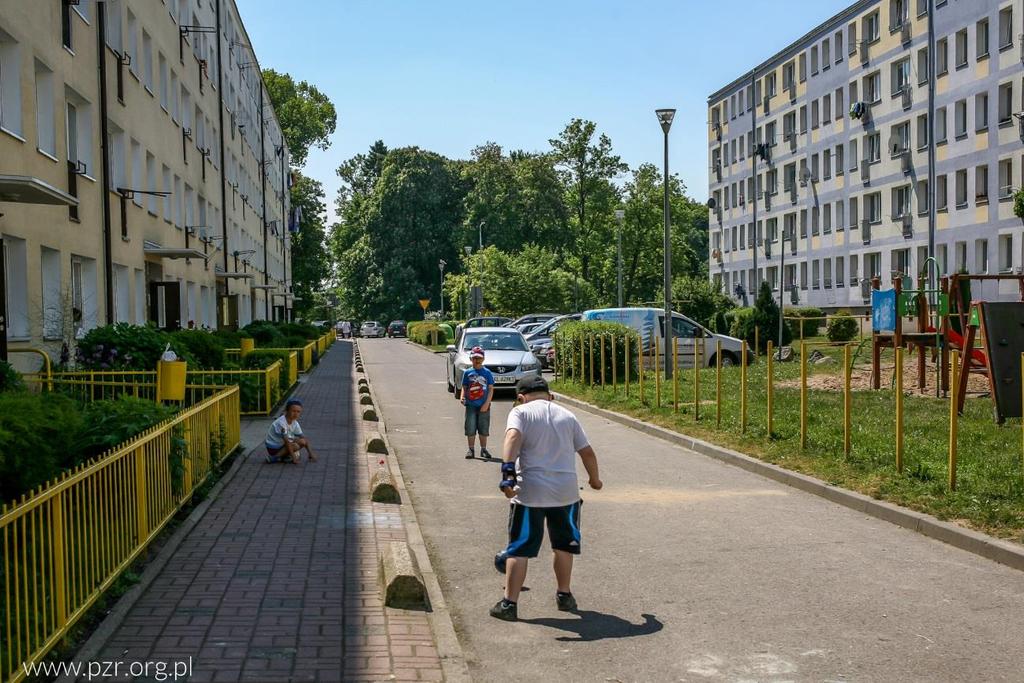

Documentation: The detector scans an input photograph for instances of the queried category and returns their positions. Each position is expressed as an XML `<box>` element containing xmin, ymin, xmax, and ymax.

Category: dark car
<box><xmin>525</xmin><ymin>313</ymin><xmax>582</xmax><ymax>368</ymax></box>
<box><xmin>387</xmin><ymin>320</ymin><xmax>407</xmax><ymax>338</ymax></box>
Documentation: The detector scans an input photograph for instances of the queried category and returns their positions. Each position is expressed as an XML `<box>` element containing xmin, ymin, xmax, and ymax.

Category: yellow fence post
<box><xmin>716</xmin><ymin>340</ymin><xmax>722</xmax><ymax>429</ymax></box>
<box><xmin>767</xmin><ymin>341</ymin><xmax>774</xmax><ymax>437</ymax></box>
<box><xmin>895</xmin><ymin>347</ymin><xmax>904</xmax><ymax>473</ymax></box>
<box><xmin>611</xmin><ymin>335</ymin><xmax>617</xmax><ymax>390</ymax></box>
<box><xmin>741</xmin><ymin>342</ymin><xmax>748</xmax><ymax>434</ymax></box>
<box><xmin>673</xmin><ymin>337</ymin><xmax>679</xmax><ymax>413</ymax></box>
<box><xmin>638</xmin><ymin>336</ymin><xmax>644</xmax><ymax>405</ymax></box>
<box><xmin>134</xmin><ymin>445</ymin><xmax>148</xmax><ymax>544</ymax></box>
<box><xmin>844</xmin><ymin>343</ymin><xmax>852</xmax><ymax>458</ymax></box>
<box><xmin>693</xmin><ymin>339</ymin><xmax>700</xmax><ymax>422</ymax></box>
<box><xmin>754</xmin><ymin>327</ymin><xmax>759</xmax><ymax>360</ymax></box>
<box><xmin>949</xmin><ymin>349</ymin><xmax>959</xmax><ymax>491</ymax></box>
<box><xmin>600</xmin><ymin>334</ymin><xmax>606</xmax><ymax>389</ymax></box>
<box><xmin>624</xmin><ymin>334</ymin><xmax>630</xmax><ymax>398</ymax></box>
<box><xmin>799</xmin><ymin>341</ymin><xmax>808</xmax><ymax>449</ymax></box>
<box><xmin>655</xmin><ymin>340</ymin><xmax>661</xmax><ymax>408</ymax></box>
<box><xmin>589</xmin><ymin>335</ymin><xmax>594</xmax><ymax>386</ymax></box>
<box><xmin>50</xmin><ymin>493</ymin><xmax>67</xmax><ymax>628</ymax></box>
<box><xmin>1021</xmin><ymin>352</ymin><xmax>1024</xmax><ymax>480</ymax></box>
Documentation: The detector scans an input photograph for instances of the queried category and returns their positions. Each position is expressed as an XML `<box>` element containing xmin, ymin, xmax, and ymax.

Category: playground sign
<box><xmin>871</xmin><ymin>290</ymin><xmax>897</xmax><ymax>333</ymax></box>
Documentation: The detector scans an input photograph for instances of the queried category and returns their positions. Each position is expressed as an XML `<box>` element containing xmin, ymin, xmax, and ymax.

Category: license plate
<box><xmin>495</xmin><ymin>375</ymin><xmax>517</xmax><ymax>384</ymax></box>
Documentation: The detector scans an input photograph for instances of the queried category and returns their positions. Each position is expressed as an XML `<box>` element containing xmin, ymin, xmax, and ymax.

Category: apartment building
<box><xmin>0</xmin><ymin>0</ymin><xmax>293</xmax><ymax>363</ymax></box>
<box><xmin>708</xmin><ymin>0</ymin><xmax>1024</xmax><ymax>311</ymax></box>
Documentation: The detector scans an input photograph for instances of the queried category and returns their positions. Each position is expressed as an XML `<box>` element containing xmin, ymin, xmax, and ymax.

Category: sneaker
<box><xmin>489</xmin><ymin>599</ymin><xmax>517</xmax><ymax>621</ymax></box>
<box><xmin>465</xmin><ymin>448</ymin><xmax>475</xmax><ymax>459</ymax></box>
<box><xmin>480</xmin><ymin>448</ymin><xmax>493</xmax><ymax>460</ymax></box>
<box><xmin>556</xmin><ymin>592</ymin><xmax>577</xmax><ymax>612</ymax></box>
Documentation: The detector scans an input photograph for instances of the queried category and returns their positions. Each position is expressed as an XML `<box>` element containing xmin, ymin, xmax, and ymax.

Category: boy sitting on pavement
<box><xmin>461</xmin><ymin>346</ymin><xmax>495</xmax><ymax>459</ymax></box>
<box><xmin>265</xmin><ymin>399</ymin><xmax>318</xmax><ymax>463</ymax></box>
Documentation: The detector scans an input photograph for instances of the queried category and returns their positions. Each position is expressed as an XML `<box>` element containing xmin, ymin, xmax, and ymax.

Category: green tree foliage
<box><xmin>672</xmin><ymin>276</ymin><xmax>735</xmax><ymax>330</ymax></box>
<box><xmin>289</xmin><ymin>173</ymin><xmax>332</xmax><ymax>319</ymax></box>
<box><xmin>827</xmin><ymin>310</ymin><xmax>860</xmax><ymax>342</ymax></box>
<box><xmin>262</xmin><ymin>69</ymin><xmax>337</xmax><ymax>167</ymax></box>
<box><xmin>746</xmin><ymin>281</ymin><xmax>791</xmax><ymax>351</ymax></box>
<box><xmin>462</xmin><ymin>246</ymin><xmax>596</xmax><ymax>316</ymax></box>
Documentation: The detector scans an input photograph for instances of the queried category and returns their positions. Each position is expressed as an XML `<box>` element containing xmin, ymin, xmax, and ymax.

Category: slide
<box><xmin>927</xmin><ymin>326</ymin><xmax>987</xmax><ymax>367</ymax></box>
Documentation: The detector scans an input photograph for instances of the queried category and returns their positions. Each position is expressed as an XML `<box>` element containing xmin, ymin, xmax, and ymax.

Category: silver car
<box><xmin>446</xmin><ymin>327</ymin><xmax>541</xmax><ymax>399</ymax></box>
<box><xmin>360</xmin><ymin>321</ymin><xmax>384</xmax><ymax>338</ymax></box>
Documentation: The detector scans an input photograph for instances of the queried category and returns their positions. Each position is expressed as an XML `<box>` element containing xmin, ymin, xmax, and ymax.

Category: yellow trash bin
<box><xmin>157</xmin><ymin>360</ymin><xmax>187</xmax><ymax>402</ymax></box>
<box><xmin>240</xmin><ymin>337</ymin><xmax>255</xmax><ymax>357</ymax></box>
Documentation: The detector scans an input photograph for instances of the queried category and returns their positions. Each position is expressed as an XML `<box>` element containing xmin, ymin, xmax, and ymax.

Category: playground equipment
<box><xmin>870</xmin><ymin>271</ymin><xmax>945</xmax><ymax>391</ymax></box>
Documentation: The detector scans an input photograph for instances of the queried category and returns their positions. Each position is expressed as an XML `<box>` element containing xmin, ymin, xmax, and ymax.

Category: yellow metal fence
<box><xmin>0</xmin><ymin>386</ymin><xmax>241</xmax><ymax>683</ymax></box>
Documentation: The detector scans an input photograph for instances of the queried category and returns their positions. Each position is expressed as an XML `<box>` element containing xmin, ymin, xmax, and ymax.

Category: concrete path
<box><xmin>86</xmin><ymin>342</ymin><xmax>444</xmax><ymax>682</ymax></box>
<box><xmin>362</xmin><ymin>337</ymin><xmax>1024</xmax><ymax>683</ymax></box>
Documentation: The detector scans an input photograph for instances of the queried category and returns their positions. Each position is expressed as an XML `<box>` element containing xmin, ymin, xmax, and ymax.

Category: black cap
<box><xmin>516</xmin><ymin>375</ymin><xmax>549</xmax><ymax>395</ymax></box>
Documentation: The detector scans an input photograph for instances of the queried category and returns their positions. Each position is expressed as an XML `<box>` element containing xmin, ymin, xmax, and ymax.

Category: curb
<box><xmin>58</xmin><ymin>437</ymin><xmax>253</xmax><ymax>683</ymax></box>
<box><xmin>553</xmin><ymin>391</ymin><xmax>1024</xmax><ymax>573</ymax></box>
<box><xmin>356</xmin><ymin>341</ymin><xmax>472</xmax><ymax>683</ymax></box>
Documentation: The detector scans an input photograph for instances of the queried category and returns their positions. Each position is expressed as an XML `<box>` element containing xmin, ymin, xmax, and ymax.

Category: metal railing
<box><xmin>0</xmin><ymin>386</ymin><xmax>240</xmax><ymax>683</ymax></box>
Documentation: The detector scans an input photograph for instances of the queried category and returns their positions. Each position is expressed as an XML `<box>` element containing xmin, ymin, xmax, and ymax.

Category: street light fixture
<box><xmin>478</xmin><ymin>221</ymin><xmax>485</xmax><ymax>250</ymax></box>
<box><xmin>655</xmin><ymin>108</ymin><xmax>676</xmax><ymax>379</ymax></box>
<box><xmin>614</xmin><ymin>209</ymin><xmax>625</xmax><ymax>308</ymax></box>
<box><xmin>439</xmin><ymin>259</ymin><xmax>447</xmax><ymax>319</ymax></box>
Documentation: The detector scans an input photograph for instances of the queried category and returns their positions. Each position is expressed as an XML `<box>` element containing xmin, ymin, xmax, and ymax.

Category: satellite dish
<box><xmin>707</xmin><ymin>197</ymin><xmax>717</xmax><ymax>209</ymax></box>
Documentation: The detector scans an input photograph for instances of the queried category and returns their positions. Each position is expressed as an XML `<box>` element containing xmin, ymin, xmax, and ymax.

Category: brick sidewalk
<box><xmin>88</xmin><ymin>342</ymin><xmax>444</xmax><ymax>682</ymax></box>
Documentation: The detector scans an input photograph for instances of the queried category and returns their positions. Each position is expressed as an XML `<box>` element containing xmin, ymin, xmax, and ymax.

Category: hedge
<box><xmin>789</xmin><ymin>307</ymin><xmax>826</xmax><ymax>338</ymax></box>
<box><xmin>552</xmin><ymin>321</ymin><xmax>640</xmax><ymax>383</ymax></box>
<box><xmin>243</xmin><ymin>349</ymin><xmax>294</xmax><ymax>392</ymax></box>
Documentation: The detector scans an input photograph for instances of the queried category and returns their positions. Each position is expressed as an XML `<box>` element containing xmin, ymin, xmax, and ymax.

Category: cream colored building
<box><xmin>0</xmin><ymin>0</ymin><xmax>293</xmax><ymax>365</ymax></box>
<box><xmin>709</xmin><ymin>0</ymin><xmax>1024</xmax><ymax>311</ymax></box>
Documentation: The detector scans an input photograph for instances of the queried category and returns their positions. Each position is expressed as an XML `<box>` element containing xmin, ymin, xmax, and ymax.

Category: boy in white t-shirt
<box><xmin>265</xmin><ymin>399</ymin><xmax>318</xmax><ymax>463</ymax></box>
<box><xmin>490</xmin><ymin>376</ymin><xmax>602</xmax><ymax>621</ymax></box>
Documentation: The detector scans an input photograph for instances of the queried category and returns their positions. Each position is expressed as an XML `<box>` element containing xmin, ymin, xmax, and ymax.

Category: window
<box><xmin>783</xmin><ymin>62</ymin><xmax>795</xmax><ymax>90</ymax></box>
<box><xmin>824</xmin><ymin>148</ymin><xmax>832</xmax><ymax>179</ymax></box>
<box><xmin>999</xmin><ymin>7</ymin><xmax>1013</xmax><ymax>50</ymax></box>
<box><xmin>955</xmin><ymin>169</ymin><xmax>968</xmax><ymax>208</ymax></box>
<box><xmin>70</xmin><ymin>254</ymin><xmax>98</xmax><ymax>336</ymax></box>
<box><xmin>3</xmin><ymin>237</ymin><xmax>28</xmax><ymax>338</ymax></box>
<box><xmin>145</xmin><ymin>151</ymin><xmax>157</xmax><ymax>214</ymax></box>
<box><xmin>892</xmin><ymin>57</ymin><xmax>912</xmax><ymax>97</ymax></box>
<box><xmin>916</xmin><ymin>113</ymin><xmax>928</xmax><ymax>150</ymax></box>
<box><xmin>837</xmin><ymin>199</ymin><xmax>845</xmax><ymax>230</ymax></box>
<box><xmin>999</xmin><ymin>234</ymin><xmax>1013</xmax><ymax>272</ymax></box>
<box><xmin>171</xmin><ymin>71</ymin><xmax>180</xmax><ymax>122</ymax></box>
<box><xmin>65</xmin><ymin>88</ymin><xmax>93</xmax><ymax>174</ymax></box>
<box><xmin>812</xmin><ymin>260</ymin><xmax>820</xmax><ymax>289</ymax></box>
<box><xmin>976</xmin><ymin>19</ymin><xmax>989</xmax><ymax>59</ymax></box>
<box><xmin>850</xmin><ymin>138</ymin><xmax>859</xmax><ymax>170</ymax></box>
<box><xmin>130</xmin><ymin>138</ymin><xmax>142</xmax><ymax>206</ymax></box>
<box><xmin>917</xmin><ymin>47</ymin><xmax>928</xmax><ymax>85</ymax></box>
<box><xmin>800</xmin><ymin>105</ymin><xmax>808</xmax><ymax>133</ymax></box>
<box><xmin>975</xmin><ymin>92</ymin><xmax>988</xmax><ymax>132</ymax></box>
<box><xmin>159</xmin><ymin>53</ymin><xmax>169</xmax><ymax>109</ymax></box>
<box><xmin>865</xmin><ymin>71</ymin><xmax>881</xmax><ymax>102</ymax></box>
<box><xmin>867</xmin><ymin>192</ymin><xmax>882</xmax><ymax>222</ymax></box>
<box><xmin>104</xmin><ymin>0</ymin><xmax>122</xmax><ymax>53</ymax></box>
<box><xmin>142</xmin><ymin>30</ymin><xmax>153</xmax><ymax>91</ymax></box>
<box><xmin>837</xmin><ymin>257</ymin><xmax>845</xmax><ymax>287</ymax></box>
<box><xmin>823</xmin><ymin>39</ymin><xmax>831</xmax><ymax>67</ymax></box>
<box><xmin>937</xmin><ymin>244</ymin><xmax>948</xmax><ymax>274</ymax></box>
<box><xmin>799</xmin><ymin>53</ymin><xmax>807</xmax><ymax>82</ymax></box>
<box><xmin>955</xmin><ymin>29</ymin><xmax>968</xmax><ymax>68</ymax></box>
<box><xmin>866</xmin><ymin>132</ymin><xmax>881</xmax><ymax>163</ymax></box>
<box><xmin>108</xmin><ymin>121</ymin><xmax>125</xmax><ymax>190</ymax></box>
<box><xmin>835</xmin><ymin>87</ymin><xmax>844</xmax><ymax>118</ymax></box>
<box><xmin>999</xmin><ymin>158</ymin><xmax>1013</xmax><ymax>199</ymax></box>
<box><xmin>811</xmin><ymin>46</ymin><xmax>819</xmax><ymax>75</ymax></box>
<box><xmin>836</xmin><ymin>144</ymin><xmax>844</xmax><ymax>175</ymax></box>
<box><xmin>34</xmin><ymin>60</ymin><xmax>56</xmax><ymax>156</ymax></box>
<box><xmin>849</xmin><ymin>80</ymin><xmax>858</xmax><ymax>108</ymax></box>
<box><xmin>937</xmin><ymin>37</ymin><xmax>948</xmax><ymax>75</ymax></box>
<box><xmin>975</xmin><ymin>164</ymin><xmax>989</xmax><ymax>203</ymax></box>
<box><xmin>890</xmin><ymin>121</ymin><xmax>910</xmax><ymax>156</ymax></box>
<box><xmin>836</xmin><ymin>31</ymin><xmax>844</xmax><ymax>61</ymax></box>
<box><xmin>848</xmin><ymin>22</ymin><xmax>858</xmax><ymax>55</ymax></box>
<box><xmin>935</xmin><ymin>106</ymin><xmax>947</xmax><ymax>143</ymax></box>
<box><xmin>892</xmin><ymin>185</ymin><xmax>912</xmax><ymax>217</ymax></box>
<box><xmin>0</xmin><ymin>28</ymin><xmax>23</xmax><ymax>136</ymax></box>
<box><xmin>890</xmin><ymin>0</ymin><xmax>908</xmax><ymax>29</ymax></box>
<box><xmin>812</xmin><ymin>100</ymin><xmax>819</xmax><ymax>129</ymax></box>
<box><xmin>823</xmin><ymin>94</ymin><xmax>832</xmax><ymax>124</ymax></box>
<box><xmin>998</xmin><ymin>82</ymin><xmax>1013</xmax><ymax>124</ymax></box>
<box><xmin>937</xmin><ymin>174</ymin><xmax>948</xmax><ymax>210</ymax></box>
<box><xmin>850</xmin><ymin>196</ymin><xmax>859</xmax><ymax>228</ymax></box>
<box><xmin>812</xmin><ymin>206</ymin><xmax>820</xmax><ymax>235</ymax></box>
<box><xmin>976</xmin><ymin>239</ymin><xmax>989</xmax><ymax>274</ymax></box>
<box><xmin>173</xmin><ymin>175</ymin><xmax>182</xmax><ymax>227</ymax></box>
<box><xmin>162</xmin><ymin>164</ymin><xmax>171</xmax><ymax>219</ymax></box>
<box><xmin>954</xmin><ymin>99</ymin><xmax>967</xmax><ymax>138</ymax></box>
<box><xmin>956</xmin><ymin>241</ymin><xmax>968</xmax><ymax>272</ymax></box>
<box><xmin>892</xmin><ymin>249</ymin><xmax>910</xmax><ymax>277</ymax></box>
<box><xmin>765</xmin><ymin>72</ymin><xmax>776</xmax><ymax>97</ymax></box>
<box><xmin>113</xmin><ymin>263</ymin><xmax>130</xmax><ymax>323</ymax></box>
<box><xmin>865</xmin><ymin>11</ymin><xmax>880</xmax><ymax>42</ymax></box>
<box><xmin>824</xmin><ymin>203</ymin><xmax>832</xmax><ymax>233</ymax></box>
<box><xmin>126</xmin><ymin>10</ymin><xmax>138</xmax><ymax>76</ymax></box>
<box><xmin>62</xmin><ymin>0</ymin><xmax>73</xmax><ymax>50</ymax></box>
<box><xmin>41</xmin><ymin>247</ymin><xmax>61</xmax><ymax>339</ymax></box>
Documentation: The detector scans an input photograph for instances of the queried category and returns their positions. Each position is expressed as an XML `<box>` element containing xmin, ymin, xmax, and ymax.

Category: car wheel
<box><xmin>714</xmin><ymin>353</ymin><xmax>737</xmax><ymax>368</ymax></box>
<box><xmin>454</xmin><ymin>384</ymin><xmax>462</xmax><ymax>400</ymax></box>
<box><xmin>447</xmin><ymin>376</ymin><xmax>455</xmax><ymax>393</ymax></box>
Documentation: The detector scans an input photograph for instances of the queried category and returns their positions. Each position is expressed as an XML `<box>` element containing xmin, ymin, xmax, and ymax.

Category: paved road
<box><xmin>362</xmin><ymin>338</ymin><xmax>1024</xmax><ymax>683</ymax></box>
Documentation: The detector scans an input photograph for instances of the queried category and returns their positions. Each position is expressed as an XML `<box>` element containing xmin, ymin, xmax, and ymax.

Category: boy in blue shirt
<box><xmin>462</xmin><ymin>346</ymin><xmax>495</xmax><ymax>459</ymax></box>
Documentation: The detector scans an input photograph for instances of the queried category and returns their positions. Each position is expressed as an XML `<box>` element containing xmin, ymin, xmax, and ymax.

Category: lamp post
<box><xmin>614</xmin><ymin>209</ymin><xmax>625</xmax><ymax>307</ymax></box>
<box><xmin>439</xmin><ymin>258</ymin><xmax>447</xmax><ymax>319</ymax></box>
<box><xmin>464</xmin><ymin>245</ymin><xmax>475</xmax><ymax>317</ymax></box>
<box><xmin>478</xmin><ymin>221</ymin><xmax>485</xmax><ymax>250</ymax></box>
<box><xmin>655</xmin><ymin>108</ymin><xmax>676</xmax><ymax>378</ymax></box>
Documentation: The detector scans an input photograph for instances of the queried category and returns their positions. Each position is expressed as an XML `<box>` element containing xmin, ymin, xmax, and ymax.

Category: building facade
<box><xmin>708</xmin><ymin>0</ymin><xmax>1024</xmax><ymax>311</ymax></box>
<box><xmin>0</xmin><ymin>0</ymin><xmax>293</xmax><ymax>364</ymax></box>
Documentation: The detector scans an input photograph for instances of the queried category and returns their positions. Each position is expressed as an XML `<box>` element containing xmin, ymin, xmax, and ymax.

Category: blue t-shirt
<box><xmin>462</xmin><ymin>367</ymin><xmax>495</xmax><ymax>408</ymax></box>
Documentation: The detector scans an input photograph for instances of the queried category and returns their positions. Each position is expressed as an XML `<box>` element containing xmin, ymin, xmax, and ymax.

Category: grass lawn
<box><xmin>552</xmin><ymin>343</ymin><xmax>1024</xmax><ymax>543</ymax></box>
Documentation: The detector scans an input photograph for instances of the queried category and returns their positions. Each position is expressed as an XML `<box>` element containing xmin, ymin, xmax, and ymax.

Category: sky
<box><xmin>239</xmin><ymin>0</ymin><xmax>853</xmax><ymax>222</ymax></box>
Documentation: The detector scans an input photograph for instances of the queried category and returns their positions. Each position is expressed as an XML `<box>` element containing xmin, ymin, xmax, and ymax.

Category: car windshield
<box><xmin>463</xmin><ymin>332</ymin><xmax>528</xmax><ymax>352</ymax></box>
<box><xmin>362</xmin><ymin>322</ymin><xmax>377</xmax><ymax>326</ymax></box>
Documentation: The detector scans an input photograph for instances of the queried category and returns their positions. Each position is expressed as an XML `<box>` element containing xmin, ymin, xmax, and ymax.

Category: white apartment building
<box><xmin>708</xmin><ymin>0</ymin><xmax>1024</xmax><ymax>311</ymax></box>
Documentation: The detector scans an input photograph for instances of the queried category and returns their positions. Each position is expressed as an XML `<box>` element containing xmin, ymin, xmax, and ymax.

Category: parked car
<box><xmin>387</xmin><ymin>320</ymin><xmax>407</xmax><ymax>338</ymax></box>
<box><xmin>507</xmin><ymin>313</ymin><xmax>559</xmax><ymax>331</ymax></box>
<box><xmin>581</xmin><ymin>308</ymin><xmax>748</xmax><ymax>367</ymax></box>
<box><xmin>446</xmin><ymin>327</ymin><xmax>541</xmax><ymax>398</ymax></box>
<box><xmin>525</xmin><ymin>313</ymin><xmax>582</xmax><ymax>368</ymax></box>
<box><xmin>360</xmin><ymin>321</ymin><xmax>384</xmax><ymax>338</ymax></box>
<box><xmin>517</xmin><ymin>322</ymin><xmax>544</xmax><ymax>337</ymax></box>
<box><xmin>454</xmin><ymin>316</ymin><xmax>513</xmax><ymax>343</ymax></box>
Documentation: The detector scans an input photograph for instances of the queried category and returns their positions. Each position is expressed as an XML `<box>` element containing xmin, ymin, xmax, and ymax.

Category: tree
<box><xmin>288</xmin><ymin>173</ymin><xmax>332</xmax><ymax>319</ymax></box>
<box><xmin>462</xmin><ymin>246</ymin><xmax>595</xmax><ymax>316</ymax></box>
<box><xmin>549</xmin><ymin>119</ymin><xmax>627</xmax><ymax>281</ymax></box>
<box><xmin>673</xmin><ymin>276</ymin><xmax>735</xmax><ymax>330</ymax></box>
<box><xmin>262</xmin><ymin>69</ymin><xmax>337</xmax><ymax>167</ymax></box>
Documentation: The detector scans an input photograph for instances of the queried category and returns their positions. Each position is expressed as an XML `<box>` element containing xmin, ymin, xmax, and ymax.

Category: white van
<box><xmin>581</xmin><ymin>307</ymin><xmax>749</xmax><ymax>367</ymax></box>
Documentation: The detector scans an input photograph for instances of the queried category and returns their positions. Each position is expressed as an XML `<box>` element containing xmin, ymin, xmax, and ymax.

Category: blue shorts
<box><xmin>464</xmin><ymin>404</ymin><xmax>491</xmax><ymax>436</ymax></box>
<box><xmin>505</xmin><ymin>500</ymin><xmax>582</xmax><ymax>558</ymax></box>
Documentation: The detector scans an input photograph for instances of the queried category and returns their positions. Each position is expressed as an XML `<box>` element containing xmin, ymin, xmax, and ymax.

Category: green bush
<box><xmin>169</xmin><ymin>329</ymin><xmax>226</xmax><ymax>369</ymax></box>
<box><xmin>280</xmin><ymin>334</ymin><xmax>309</xmax><ymax>349</ymax></box>
<box><xmin>76</xmin><ymin>396</ymin><xmax>177</xmax><ymax>462</ymax></box>
<box><xmin>728</xmin><ymin>283</ymin><xmax>792</xmax><ymax>352</ymax></box>
<box><xmin>727</xmin><ymin>307</ymin><xmax>755</xmax><ymax>339</ymax></box>
<box><xmin>242</xmin><ymin>320</ymin><xmax>284</xmax><ymax>346</ymax></box>
<box><xmin>411</xmin><ymin>322</ymin><xmax>445</xmax><ymax>346</ymax></box>
<box><xmin>0</xmin><ymin>361</ymin><xmax>24</xmax><ymax>393</ymax></box>
<box><xmin>553</xmin><ymin>321</ymin><xmax>639</xmax><ymax>383</ymax></box>
<box><xmin>243</xmin><ymin>350</ymin><xmax>293</xmax><ymax>392</ymax></box>
<box><xmin>790</xmin><ymin>307</ymin><xmax>825</xmax><ymax>338</ymax></box>
<box><xmin>827</xmin><ymin>310</ymin><xmax>860</xmax><ymax>342</ymax></box>
<box><xmin>212</xmin><ymin>328</ymin><xmax>244</xmax><ymax>349</ymax></box>
<box><xmin>76</xmin><ymin>323</ymin><xmax>196</xmax><ymax>370</ymax></box>
<box><xmin>277</xmin><ymin>322</ymin><xmax>320</xmax><ymax>340</ymax></box>
<box><xmin>673</xmin><ymin>275</ymin><xmax>736</xmax><ymax>330</ymax></box>
<box><xmin>0</xmin><ymin>392</ymin><xmax>83</xmax><ymax>501</ymax></box>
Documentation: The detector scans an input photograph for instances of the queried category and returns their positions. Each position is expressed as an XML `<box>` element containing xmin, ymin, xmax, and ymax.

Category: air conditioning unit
<box><xmin>862</xmin><ymin>219</ymin><xmax>872</xmax><ymax>244</ymax></box>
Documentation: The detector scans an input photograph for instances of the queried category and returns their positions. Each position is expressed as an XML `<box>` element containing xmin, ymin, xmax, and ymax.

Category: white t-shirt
<box><xmin>265</xmin><ymin>415</ymin><xmax>303</xmax><ymax>449</ymax></box>
<box><xmin>506</xmin><ymin>400</ymin><xmax>590</xmax><ymax>507</ymax></box>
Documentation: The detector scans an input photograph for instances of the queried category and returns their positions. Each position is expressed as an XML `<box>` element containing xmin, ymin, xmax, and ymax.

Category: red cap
<box><xmin>469</xmin><ymin>346</ymin><xmax>485</xmax><ymax>359</ymax></box>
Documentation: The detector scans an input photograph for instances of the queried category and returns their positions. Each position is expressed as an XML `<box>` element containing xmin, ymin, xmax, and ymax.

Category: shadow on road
<box><xmin>522</xmin><ymin>611</ymin><xmax>663</xmax><ymax>642</ymax></box>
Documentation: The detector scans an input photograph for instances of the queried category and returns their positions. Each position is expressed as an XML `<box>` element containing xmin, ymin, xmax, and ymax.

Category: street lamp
<box><xmin>478</xmin><ymin>221</ymin><xmax>485</xmax><ymax>250</ymax></box>
<box><xmin>439</xmin><ymin>259</ymin><xmax>447</xmax><ymax>319</ymax></box>
<box><xmin>655</xmin><ymin>107</ymin><xmax>676</xmax><ymax>379</ymax></box>
<box><xmin>614</xmin><ymin>209</ymin><xmax>625</xmax><ymax>308</ymax></box>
